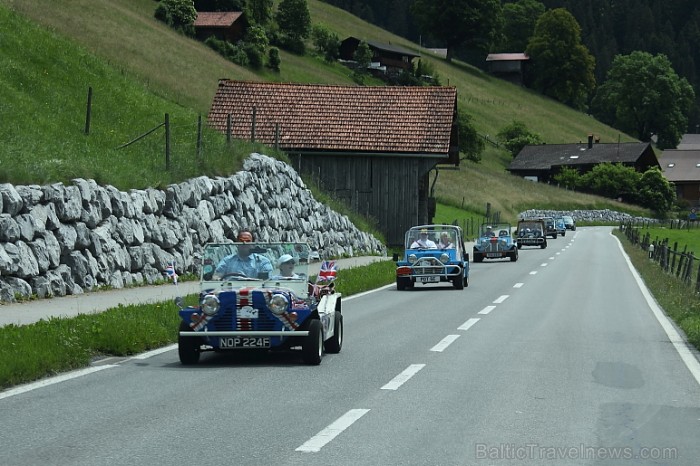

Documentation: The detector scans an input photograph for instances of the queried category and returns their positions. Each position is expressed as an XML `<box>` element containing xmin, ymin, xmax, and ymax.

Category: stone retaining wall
<box><xmin>0</xmin><ymin>154</ymin><xmax>385</xmax><ymax>303</ymax></box>
<box><xmin>518</xmin><ymin>209</ymin><xmax>658</xmax><ymax>224</ymax></box>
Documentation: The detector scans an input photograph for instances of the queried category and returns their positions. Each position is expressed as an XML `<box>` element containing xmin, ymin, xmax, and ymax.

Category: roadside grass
<box><xmin>0</xmin><ymin>261</ymin><xmax>396</xmax><ymax>390</ymax></box>
<box><xmin>614</xmin><ymin>230</ymin><xmax>700</xmax><ymax>352</ymax></box>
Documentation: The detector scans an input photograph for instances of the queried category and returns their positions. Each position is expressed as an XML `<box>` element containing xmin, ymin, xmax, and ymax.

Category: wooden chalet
<box><xmin>207</xmin><ymin>80</ymin><xmax>460</xmax><ymax>245</ymax></box>
<box><xmin>508</xmin><ymin>136</ymin><xmax>660</xmax><ymax>183</ymax></box>
<box><xmin>660</xmin><ymin>149</ymin><xmax>700</xmax><ymax>205</ymax></box>
<box><xmin>339</xmin><ymin>37</ymin><xmax>420</xmax><ymax>74</ymax></box>
<box><xmin>194</xmin><ymin>11</ymin><xmax>247</xmax><ymax>43</ymax></box>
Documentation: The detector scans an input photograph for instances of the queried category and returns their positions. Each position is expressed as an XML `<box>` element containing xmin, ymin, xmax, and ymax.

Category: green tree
<box><xmin>637</xmin><ymin>168</ymin><xmax>676</xmax><ymax>216</ymax></box>
<box><xmin>579</xmin><ymin>163</ymin><xmax>641</xmax><ymax>201</ymax></box>
<box><xmin>552</xmin><ymin>166</ymin><xmax>581</xmax><ymax>191</ymax></box>
<box><xmin>500</xmin><ymin>0</ymin><xmax>545</xmax><ymax>52</ymax></box>
<box><xmin>275</xmin><ymin>0</ymin><xmax>311</xmax><ymax>54</ymax></box>
<box><xmin>154</xmin><ymin>0</ymin><xmax>197</xmax><ymax>36</ymax></box>
<box><xmin>456</xmin><ymin>110</ymin><xmax>485</xmax><ymax>163</ymax></box>
<box><xmin>242</xmin><ymin>25</ymin><xmax>269</xmax><ymax>69</ymax></box>
<box><xmin>591</xmin><ymin>51</ymin><xmax>695</xmax><ymax>149</ymax></box>
<box><xmin>525</xmin><ymin>8</ymin><xmax>595</xmax><ymax>110</ymax></box>
<box><xmin>410</xmin><ymin>0</ymin><xmax>503</xmax><ymax>62</ymax></box>
<box><xmin>352</xmin><ymin>41</ymin><xmax>373</xmax><ymax>84</ymax></box>
<box><xmin>267</xmin><ymin>47</ymin><xmax>281</xmax><ymax>72</ymax></box>
<box><xmin>311</xmin><ymin>24</ymin><xmax>340</xmax><ymax>62</ymax></box>
<box><xmin>496</xmin><ymin>120</ymin><xmax>543</xmax><ymax>157</ymax></box>
<box><xmin>247</xmin><ymin>0</ymin><xmax>274</xmax><ymax>26</ymax></box>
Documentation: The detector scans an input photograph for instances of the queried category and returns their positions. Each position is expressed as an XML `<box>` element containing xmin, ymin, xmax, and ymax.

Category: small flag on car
<box><xmin>166</xmin><ymin>261</ymin><xmax>178</xmax><ymax>285</ymax></box>
<box><xmin>317</xmin><ymin>260</ymin><xmax>337</xmax><ymax>282</ymax></box>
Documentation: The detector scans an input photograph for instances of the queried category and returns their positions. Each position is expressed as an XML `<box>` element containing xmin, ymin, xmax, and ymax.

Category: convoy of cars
<box><xmin>176</xmin><ymin>242</ymin><xmax>342</xmax><ymax>365</ymax></box>
<box><xmin>555</xmin><ymin>217</ymin><xmax>567</xmax><ymax>237</ymax></box>
<box><xmin>393</xmin><ymin>224</ymin><xmax>470</xmax><ymax>290</ymax></box>
<box><xmin>472</xmin><ymin>223</ymin><xmax>518</xmax><ymax>262</ymax></box>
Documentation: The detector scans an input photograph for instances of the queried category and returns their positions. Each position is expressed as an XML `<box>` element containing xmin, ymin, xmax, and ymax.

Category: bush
<box><xmin>267</xmin><ymin>47</ymin><xmax>281</xmax><ymax>72</ymax></box>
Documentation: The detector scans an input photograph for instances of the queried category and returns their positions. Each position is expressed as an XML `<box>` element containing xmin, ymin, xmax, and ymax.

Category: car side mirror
<box><xmin>174</xmin><ymin>296</ymin><xmax>184</xmax><ymax>309</ymax></box>
<box><xmin>392</xmin><ymin>252</ymin><xmax>399</xmax><ymax>261</ymax></box>
<box><xmin>464</xmin><ymin>253</ymin><xmax>470</xmax><ymax>262</ymax></box>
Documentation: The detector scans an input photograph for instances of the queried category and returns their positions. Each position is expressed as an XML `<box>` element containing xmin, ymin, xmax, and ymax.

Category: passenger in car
<box><xmin>411</xmin><ymin>229</ymin><xmax>437</xmax><ymax>249</ymax></box>
<box><xmin>271</xmin><ymin>254</ymin><xmax>301</xmax><ymax>279</ymax></box>
<box><xmin>438</xmin><ymin>231</ymin><xmax>454</xmax><ymax>249</ymax></box>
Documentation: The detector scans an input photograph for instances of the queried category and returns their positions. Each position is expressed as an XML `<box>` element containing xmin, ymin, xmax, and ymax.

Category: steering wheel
<box><xmin>221</xmin><ymin>271</ymin><xmax>247</xmax><ymax>280</ymax></box>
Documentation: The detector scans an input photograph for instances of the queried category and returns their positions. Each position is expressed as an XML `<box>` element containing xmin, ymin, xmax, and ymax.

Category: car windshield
<box><xmin>201</xmin><ymin>242</ymin><xmax>313</xmax><ymax>283</ymax></box>
<box><xmin>518</xmin><ymin>222</ymin><xmax>543</xmax><ymax>235</ymax></box>
<box><xmin>405</xmin><ymin>226</ymin><xmax>460</xmax><ymax>250</ymax></box>
<box><xmin>479</xmin><ymin>223</ymin><xmax>511</xmax><ymax>238</ymax></box>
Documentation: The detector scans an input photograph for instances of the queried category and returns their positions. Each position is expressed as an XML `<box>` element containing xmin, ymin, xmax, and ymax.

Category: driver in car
<box><xmin>213</xmin><ymin>229</ymin><xmax>273</xmax><ymax>279</ymax></box>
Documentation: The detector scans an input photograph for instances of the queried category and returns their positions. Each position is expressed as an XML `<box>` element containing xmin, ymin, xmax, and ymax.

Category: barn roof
<box><xmin>508</xmin><ymin>142</ymin><xmax>655</xmax><ymax>171</ymax></box>
<box><xmin>207</xmin><ymin>80</ymin><xmax>457</xmax><ymax>155</ymax></box>
<box><xmin>194</xmin><ymin>11</ymin><xmax>243</xmax><ymax>27</ymax></box>
<box><xmin>660</xmin><ymin>149</ymin><xmax>700</xmax><ymax>182</ymax></box>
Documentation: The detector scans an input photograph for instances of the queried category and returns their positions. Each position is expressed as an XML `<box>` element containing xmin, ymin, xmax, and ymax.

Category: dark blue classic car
<box><xmin>393</xmin><ymin>225</ymin><xmax>469</xmax><ymax>290</ymax></box>
<box><xmin>176</xmin><ymin>242</ymin><xmax>342</xmax><ymax>365</ymax></box>
<box><xmin>472</xmin><ymin>223</ymin><xmax>518</xmax><ymax>262</ymax></box>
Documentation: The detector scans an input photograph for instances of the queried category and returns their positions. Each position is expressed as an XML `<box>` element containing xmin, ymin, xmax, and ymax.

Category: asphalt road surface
<box><xmin>2</xmin><ymin>227</ymin><xmax>700</xmax><ymax>466</ymax></box>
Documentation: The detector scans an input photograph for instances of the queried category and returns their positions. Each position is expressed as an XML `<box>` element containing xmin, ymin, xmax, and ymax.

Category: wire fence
<box><xmin>620</xmin><ymin>221</ymin><xmax>700</xmax><ymax>292</ymax></box>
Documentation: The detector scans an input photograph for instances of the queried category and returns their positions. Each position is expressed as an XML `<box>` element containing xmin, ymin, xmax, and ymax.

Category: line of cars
<box><xmin>393</xmin><ymin>215</ymin><xmax>577</xmax><ymax>290</ymax></box>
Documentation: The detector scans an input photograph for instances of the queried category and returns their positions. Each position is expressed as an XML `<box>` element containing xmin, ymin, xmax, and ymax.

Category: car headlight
<box><xmin>269</xmin><ymin>293</ymin><xmax>289</xmax><ymax>315</ymax></box>
<box><xmin>440</xmin><ymin>253</ymin><xmax>449</xmax><ymax>263</ymax></box>
<box><xmin>408</xmin><ymin>254</ymin><xmax>417</xmax><ymax>264</ymax></box>
<box><xmin>201</xmin><ymin>294</ymin><xmax>220</xmax><ymax>316</ymax></box>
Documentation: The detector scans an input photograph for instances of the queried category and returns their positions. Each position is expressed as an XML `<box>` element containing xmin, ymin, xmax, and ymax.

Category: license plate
<box><xmin>486</xmin><ymin>253</ymin><xmax>502</xmax><ymax>258</ymax></box>
<box><xmin>219</xmin><ymin>337</ymin><xmax>270</xmax><ymax>348</ymax></box>
<box><xmin>419</xmin><ymin>276</ymin><xmax>439</xmax><ymax>283</ymax></box>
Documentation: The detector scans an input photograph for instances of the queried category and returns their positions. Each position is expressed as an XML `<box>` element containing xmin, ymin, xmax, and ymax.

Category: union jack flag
<box><xmin>166</xmin><ymin>262</ymin><xmax>178</xmax><ymax>285</ymax></box>
<box><xmin>317</xmin><ymin>260</ymin><xmax>337</xmax><ymax>282</ymax></box>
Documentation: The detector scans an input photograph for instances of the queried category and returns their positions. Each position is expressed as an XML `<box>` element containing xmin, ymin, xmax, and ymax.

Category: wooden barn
<box><xmin>339</xmin><ymin>37</ymin><xmax>420</xmax><ymax>74</ymax></box>
<box><xmin>207</xmin><ymin>80</ymin><xmax>460</xmax><ymax>246</ymax></box>
<box><xmin>194</xmin><ymin>11</ymin><xmax>248</xmax><ymax>43</ymax></box>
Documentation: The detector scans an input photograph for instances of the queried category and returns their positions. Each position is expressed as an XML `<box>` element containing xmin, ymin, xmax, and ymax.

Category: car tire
<box><xmin>517</xmin><ymin>243</ymin><xmax>522</xmax><ymax>250</ymax></box>
<box><xmin>463</xmin><ymin>274</ymin><xmax>469</xmax><ymax>288</ymax></box>
<box><xmin>541</xmin><ymin>240</ymin><xmax>548</xmax><ymax>249</ymax></box>
<box><xmin>453</xmin><ymin>272</ymin><xmax>465</xmax><ymax>290</ymax></box>
<box><xmin>324</xmin><ymin>312</ymin><xmax>343</xmax><ymax>354</ymax></box>
<box><xmin>178</xmin><ymin>321</ymin><xmax>201</xmax><ymax>365</ymax></box>
<box><xmin>396</xmin><ymin>277</ymin><xmax>410</xmax><ymax>291</ymax></box>
<box><xmin>474</xmin><ymin>253</ymin><xmax>484</xmax><ymax>263</ymax></box>
<box><xmin>510</xmin><ymin>251</ymin><xmax>518</xmax><ymax>262</ymax></box>
<box><xmin>302</xmin><ymin>319</ymin><xmax>323</xmax><ymax>365</ymax></box>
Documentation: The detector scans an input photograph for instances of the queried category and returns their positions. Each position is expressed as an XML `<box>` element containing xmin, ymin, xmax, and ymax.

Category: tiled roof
<box><xmin>194</xmin><ymin>11</ymin><xmax>243</xmax><ymax>27</ymax></box>
<box><xmin>677</xmin><ymin>134</ymin><xmax>700</xmax><ymax>150</ymax></box>
<box><xmin>207</xmin><ymin>80</ymin><xmax>457</xmax><ymax>154</ymax></box>
<box><xmin>508</xmin><ymin>142</ymin><xmax>653</xmax><ymax>170</ymax></box>
<box><xmin>660</xmin><ymin>149</ymin><xmax>700</xmax><ymax>182</ymax></box>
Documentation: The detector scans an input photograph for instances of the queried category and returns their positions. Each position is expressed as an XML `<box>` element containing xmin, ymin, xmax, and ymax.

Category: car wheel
<box><xmin>397</xmin><ymin>277</ymin><xmax>410</xmax><ymax>291</ymax></box>
<box><xmin>178</xmin><ymin>321</ymin><xmax>201</xmax><ymax>365</ymax></box>
<box><xmin>324</xmin><ymin>312</ymin><xmax>343</xmax><ymax>354</ymax></box>
<box><xmin>517</xmin><ymin>243</ymin><xmax>522</xmax><ymax>250</ymax></box>
<box><xmin>510</xmin><ymin>251</ymin><xmax>518</xmax><ymax>262</ymax></box>
<box><xmin>463</xmin><ymin>274</ymin><xmax>469</xmax><ymax>288</ymax></box>
<box><xmin>453</xmin><ymin>272</ymin><xmax>464</xmax><ymax>290</ymax></box>
<box><xmin>474</xmin><ymin>253</ymin><xmax>483</xmax><ymax>263</ymax></box>
<box><xmin>541</xmin><ymin>240</ymin><xmax>547</xmax><ymax>249</ymax></box>
<box><xmin>302</xmin><ymin>319</ymin><xmax>323</xmax><ymax>365</ymax></box>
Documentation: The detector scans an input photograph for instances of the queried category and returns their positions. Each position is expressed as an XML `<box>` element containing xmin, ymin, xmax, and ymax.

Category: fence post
<box><xmin>226</xmin><ymin>113</ymin><xmax>232</xmax><ymax>144</ymax></box>
<box><xmin>251</xmin><ymin>106</ymin><xmax>257</xmax><ymax>143</ymax></box>
<box><xmin>165</xmin><ymin>113</ymin><xmax>170</xmax><ymax>171</ymax></box>
<box><xmin>84</xmin><ymin>86</ymin><xmax>92</xmax><ymax>135</ymax></box>
<box><xmin>275</xmin><ymin>123</ymin><xmax>280</xmax><ymax>150</ymax></box>
<box><xmin>196</xmin><ymin>114</ymin><xmax>203</xmax><ymax>159</ymax></box>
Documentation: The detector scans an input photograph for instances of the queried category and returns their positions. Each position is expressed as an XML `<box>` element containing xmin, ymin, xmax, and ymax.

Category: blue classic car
<box><xmin>472</xmin><ymin>223</ymin><xmax>518</xmax><ymax>262</ymax></box>
<box><xmin>393</xmin><ymin>225</ymin><xmax>469</xmax><ymax>290</ymax></box>
<box><xmin>176</xmin><ymin>242</ymin><xmax>342</xmax><ymax>365</ymax></box>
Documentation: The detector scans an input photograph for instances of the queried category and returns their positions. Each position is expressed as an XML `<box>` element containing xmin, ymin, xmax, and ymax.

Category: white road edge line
<box><xmin>381</xmin><ymin>363</ymin><xmax>426</xmax><ymax>390</ymax></box>
<box><xmin>459</xmin><ymin>317</ymin><xmax>481</xmax><ymax>329</ymax></box>
<box><xmin>613</xmin><ymin>234</ymin><xmax>700</xmax><ymax>387</ymax></box>
<box><xmin>430</xmin><ymin>334</ymin><xmax>460</xmax><ymax>352</ymax></box>
<box><xmin>296</xmin><ymin>408</ymin><xmax>370</xmax><ymax>453</ymax></box>
<box><xmin>0</xmin><ymin>365</ymin><xmax>118</xmax><ymax>400</ymax></box>
<box><xmin>493</xmin><ymin>295</ymin><xmax>509</xmax><ymax>304</ymax></box>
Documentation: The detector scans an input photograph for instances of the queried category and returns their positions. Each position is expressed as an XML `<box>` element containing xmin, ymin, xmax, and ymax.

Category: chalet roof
<box><xmin>207</xmin><ymin>80</ymin><xmax>457</xmax><ymax>155</ymax></box>
<box><xmin>508</xmin><ymin>142</ymin><xmax>654</xmax><ymax>171</ymax></box>
<box><xmin>194</xmin><ymin>11</ymin><xmax>243</xmax><ymax>27</ymax></box>
<box><xmin>677</xmin><ymin>134</ymin><xmax>700</xmax><ymax>150</ymax></box>
<box><xmin>342</xmin><ymin>37</ymin><xmax>420</xmax><ymax>58</ymax></box>
<box><xmin>660</xmin><ymin>149</ymin><xmax>700</xmax><ymax>182</ymax></box>
<box><xmin>486</xmin><ymin>53</ymin><xmax>529</xmax><ymax>62</ymax></box>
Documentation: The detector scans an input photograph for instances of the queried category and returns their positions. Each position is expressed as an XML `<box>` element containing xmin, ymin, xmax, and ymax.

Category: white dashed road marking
<box><xmin>296</xmin><ymin>409</ymin><xmax>371</xmax><ymax>452</ymax></box>
<box><xmin>493</xmin><ymin>295</ymin><xmax>509</xmax><ymax>304</ymax></box>
<box><xmin>430</xmin><ymin>334</ymin><xmax>460</xmax><ymax>352</ymax></box>
<box><xmin>381</xmin><ymin>364</ymin><xmax>426</xmax><ymax>390</ymax></box>
<box><xmin>459</xmin><ymin>317</ymin><xmax>481</xmax><ymax>330</ymax></box>
<box><xmin>513</xmin><ymin>283</ymin><xmax>524</xmax><ymax>288</ymax></box>
<box><xmin>478</xmin><ymin>306</ymin><xmax>496</xmax><ymax>315</ymax></box>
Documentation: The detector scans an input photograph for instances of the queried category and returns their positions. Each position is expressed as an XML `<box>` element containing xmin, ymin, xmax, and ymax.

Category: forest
<box><xmin>321</xmin><ymin>0</ymin><xmax>700</xmax><ymax>132</ymax></box>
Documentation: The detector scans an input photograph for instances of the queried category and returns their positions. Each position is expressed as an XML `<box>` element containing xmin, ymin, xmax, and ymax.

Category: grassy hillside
<box><xmin>0</xmin><ymin>0</ymin><xmax>648</xmax><ymax>220</ymax></box>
